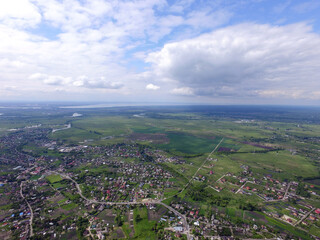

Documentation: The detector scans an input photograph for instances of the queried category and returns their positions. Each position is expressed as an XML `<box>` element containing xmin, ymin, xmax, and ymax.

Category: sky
<box><xmin>0</xmin><ymin>0</ymin><xmax>320</xmax><ymax>105</ymax></box>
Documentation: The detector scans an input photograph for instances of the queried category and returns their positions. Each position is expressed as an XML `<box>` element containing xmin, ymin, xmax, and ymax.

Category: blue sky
<box><xmin>0</xmin><ymin>0</ymin><xmax>320</xmax><ymax>105</ymax></box>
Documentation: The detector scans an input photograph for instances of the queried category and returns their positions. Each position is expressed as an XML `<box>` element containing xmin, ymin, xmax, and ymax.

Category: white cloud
<box><xmin>29</xmin><ymin>73</ymin><xmax>71</xmax><ymax>85</ymax></box>
<box><xmin>273</xmin><ymin>0</ymin><xmax>292</xmax><ymax>14</ymax></box>
<box><xmin>1</xmin><ymin>1</ymin><xmax>319</xmax><ymax>104</ymax></box>
<box><xmin>146</xmin><ymin>84</ymin><xmax>160</xmax><ymax>90</ymax></box>
<box><xmin>30</xmin><ymin>74</ymin><xmax>124</xmax><ymax>90</ymax></box>
<box><xmin>292</xmin><ymin>0</ymin><xmax>320</xmax><ymax>14</ymax></box>
<box><xmin>169</xmin><ymin>0</ymin><xmax>195</xmax><ymax>13</ymax></box>
<box><xmin>185</xmin><ymin>9</ymin><xmax>232</xmax><ymax>29</ymax></box>
<box><xmin>0</xmin><ymin>59</ymin><xmax>26</xmax><ymax>68</ymax></box>
<box><xmin>29</xmin><ymin>73</ymin><xmax>46</xmax><ymax>80</ymax></box>
<box><xmin>257</xmin><ymin>89</ymin><xmax>305</xmax><ymax>99</ymax></box>
<box><xmin>0</xmin><ymin>0</ymin><xmax>41</xmax><ymax>28</ymax></box>
<box><xmin>147</xmin><ymin>23</ymin><xmax>320</xmax><ymax>100</ymax></box>
<box><xmin>81</xmin><ymin>80</ymin><xmax>124</xmax><ymax>89</ymax></box>
<box><xmin>171</xmin><ymin>87</ymin><xmax>194</xmax><ymax>96</ymax></box>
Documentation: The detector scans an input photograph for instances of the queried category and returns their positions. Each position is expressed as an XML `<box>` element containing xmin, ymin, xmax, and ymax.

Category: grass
<box><xmin>265</xmin><ymin>215</ymin><xmax>313</xmax><ymax>240</ymax></box>
<box><xmin>61</xmin><ymin>202</ymin><xmax>78</xmax><ymax>211</ymax></box>
<box><xmin>46</xmin><ymin>174</ymin><xmax>63</xmax><ymax>183</ymax></box>
<box><xmin>159</xmin><ymin>133</ymin><xmax>222</xmax><ymax>154</ymax></box>
<box><xmin>30</xmin><ymin>175</ymin><xmax>41</xmax><ymax>181</ymax></box>
<box><xmin>164</xmin><ymin>188</ymin><xmax>180</xmax><ymax>198</ymax></box>
<box><xmin>52</xmin><ymin>182</ymin><xmax>67</xmax><ymax>189</ymax></box>
<box><xmin>132</xmin><ymin>126</ymin><xmax>164</xmax><ymax>134</ymax></box>
<box><xmin>122</xmin><ymin>223</ymin><xmax>132</xmax><ymax>238</ymax></box>
<box><xmin>58</xmin><ymin>198</ymin><xmax>68</xmax><ymax>204</ymax></box>
<box><xmin>133</xmin><ymin>206</ymin><xmax>156</xmax><ymax>239</ymax></box>
<box><xmin>50</xmin><ymin>116</ymin><xmax>133</xmax><ymax>143</ymax></box>
<box><xmin>0</xmin><ymin>203</ymin><xmax>12</xmax><ymax>210</ymax></box>
<box><xmin>229</xmin><ymin>150</ymin><xmax>318</xmax><ymax>180</ymax></box>
<box><xmin>308</xmin><ymin>225</ymin><xmax>320</xmax><ymax>237</ymax></box>
<box><xmin>2</xmin><ymin>107</ymin><xmax>320</xmax><ymax>240</ymax></box>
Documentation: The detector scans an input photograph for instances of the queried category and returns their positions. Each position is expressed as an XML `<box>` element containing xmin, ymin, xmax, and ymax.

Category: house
<box><xmin>173</xmin><ymin>226</ymin><xmax>183</xmax><ymax>232</ymax></box>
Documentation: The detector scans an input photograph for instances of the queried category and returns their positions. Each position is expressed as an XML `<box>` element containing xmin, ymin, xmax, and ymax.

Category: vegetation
<box><xmin>76</xmin><ymin>217</ymin><xmax>89</xmax><ymax>239</ymax></box>
<box><xmin>0</xmin><ymin>104</ymin><xmax>320</xmax><ymax>239</ymax></box>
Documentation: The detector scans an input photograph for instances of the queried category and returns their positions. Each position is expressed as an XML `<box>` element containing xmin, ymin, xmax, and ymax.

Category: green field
<box><xmin>1</xmin><ymin>105</ymin><xmax>320</xmax><ymax>239</ymax></box>
<box><xmin>229</xmin><ymin>150</ymin><xmax>318</xmax><ymax>180</ymax></box>
<box><xmin>46</xmin><ymin>174</ymin><xmax>63</xmax><ymax>183</ymax></box>
<box><xmin>159</xmin><ymin>133</ymin><xmax>222</xmax><ymax>154</ymax></box>
<box><xmin>133</xmin><ymin>206</ymin><xmax>157</xmax><ymax>239</ymax></box>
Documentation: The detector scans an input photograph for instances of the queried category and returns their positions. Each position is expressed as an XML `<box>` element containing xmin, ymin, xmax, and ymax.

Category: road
<box><xmin>20</xmin><ymin>181</ymin><xmax>34</xmax><ymax>237</ymax></box>
<box><xmin>294</xmin><ymin>207</ymin><xmax>315</xmax><ymax>226</ymax></box>
<box><xmin>52</xmin><ymin>123</ymin><xmax>71</xmax><ymax>133</ymax></box>
<box><xmin>209</xmin><ymin>186</ymin><xmax>221</xmax><ymax>192</ymax></box>
<box><xmin>283</xmin><ymin>182</ymin><xmax>291</xmax><ymax>200</ymax></box>
<box><xmin>235</xmin><ymin>182</ymin><xmax>247</xmax><ymax>194</ymax></box>
<box><xmin>215</xmin><ymin>174</ymin><xmax>226</xmax><ymax>183</ymax></box>
<box><xmin>54</xmin><ymin>139</ymin><xmax>224</xmax><ymax>240</ymax></box>
<box><xmin>158</xmin><ymin>202</ymin><xmax>191</xmax><ymax>240</ymax></box>
<box><xmin>234</xmin><ymin>180</ymin><xmax>256</xmax><ymax>194</ymax></box>
<box><xmin>180</xmin><ymin>138</ymin><xmax>224</xmax><ymax>193</ymax></box>
<box><xmin>47</xmin><ymin>139</ymin><xmax>224</xmax><ymax>240</ymax></box>
<box><xmin>49</xmin><ymin>171</ymin><xmax>192</xmax><ymax>239</ymax></box>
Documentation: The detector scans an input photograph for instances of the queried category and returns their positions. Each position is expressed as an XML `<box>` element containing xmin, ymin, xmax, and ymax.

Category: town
<box><xmin>0</xmin><ymin>106</ymin><xmax>320</xmax><ymax>240</ymax></box>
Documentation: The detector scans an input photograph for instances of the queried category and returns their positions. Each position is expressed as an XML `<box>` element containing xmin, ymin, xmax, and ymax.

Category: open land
<box><xmin>0</xmin><ymin>104</ymin><xmax>319</xmax><ymax>239</ymax></box>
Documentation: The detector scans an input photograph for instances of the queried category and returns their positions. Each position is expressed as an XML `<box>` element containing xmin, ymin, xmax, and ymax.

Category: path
<box><xmin>235</xmin><ymin>181</ymin><xmax>248</xmax><ymax>194</ymax></box>
<box><xmin>294</xmin><ymin>207</ymin><xmax>316</xmax><ymax>226</ymax></box>
<box><xmin>20</xmin><ymin>181</ymin><xmax>34</xmax><ymax>237</ymax></box>
<box><xmin>216</xmin><ymin>174</ymin><xmax>226</xmax><ymax>183</ymax></box>
<box><xmin>158</xmin><ymin>202</ymin><xmax>190</xmax><ymax>240</ymax></box>
<box><xmin>49</xmin><ymin>171</ymin><xmax>192</xmax><ymax>239</ymax></box>
<box><xmin>52</xmin><ymin>123</ymin><xmax>71</xmax><ymax>133</ymax></box>
<box><xmin>180</xmin><ymin>138</ymin><xmax>224</xmax><ymax>193</ymax></box>
<box><xmin>283</xmin><ymin>182</ymin><xmax>291</xmax><ymax>200</ymax></box>
<box><xmin>46</xmin><ymin>139</ymin><xmax>224</xmax><ymax>240</ymax></box>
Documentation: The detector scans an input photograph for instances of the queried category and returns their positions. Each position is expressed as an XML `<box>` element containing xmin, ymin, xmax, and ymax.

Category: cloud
<box><xmin>31</xmin><ymin>74</ymin><xmax>124</xmax><ymax>90</ymax></box>
<box><xmin>273</xmin><ymin>0</ymin><xmax>292</xmax><ymax>14</ymax></box>
<box><xmin>185</xmin><ymin>9</ymin><xmax>232</xmax><ymax>30</ymax></box>
<box><xmin>0</xmin><ymin>59</ymin><xmax>26</xmax><ymax>68</ymax></box>
<box><xmin>171</xmin><ymin>87</ymin><xmax>194</xmax><ymax>96</ymax></box>
<box><xmin>292</xmin><ymin>0</ymin><xmax>320</xmax><ymax>14</ymax></box>
<box><xmin>146</xmin><ymin>84</ymin><xmax>160</xmax><ymax>90</ymax></box>
<box><xmin>147</xmin><ymin>23</ymin><xmax>320</xmax><ymax>100</ymax></box>
<box><xmin>2</xmin><ymin>0</ymin><xmax>224</xmax><ymax>100</ymax></box>
<box><xmin>75</xmin><ymin>76</ymin><xmax>124</xmax><ymax>89</ymax></box>
<box><xmin>0</xmin><ymin>0</ymin><xmax>41</xmax><ymax>28</ymax></box>
<box><xmin>4</xmin><ymin>85</ymin><xmax>17</xmax><ymax>91</ymax></box>
<box><xmin>29</xmin><ymin>73</ymin><xmax>71</xmax><ymax>85</ymax></box>
<box><xmin>1</xmin><ymin>1</ymin><xmax>320</xmax><ymax>104</ymax></box>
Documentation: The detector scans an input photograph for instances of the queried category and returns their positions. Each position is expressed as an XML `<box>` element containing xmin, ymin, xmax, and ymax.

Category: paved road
<box><xmin>158</xmin><ymin>202</ymin><xmax>191</xmax><ymax>240</ymax></box>
<box><xmin>49</xmin><ymin>171</ymin><xmax>192</xmax><ymax>239</ymax></box>
<box><xmin>20</xmin><ymin>181</ymin><xmax>34</xmax><ymax>237</ymax></box>
<box><xmin>56</xmin><ymin>139</ymin><xmax>223</xmax><ymax>240</ymax></box>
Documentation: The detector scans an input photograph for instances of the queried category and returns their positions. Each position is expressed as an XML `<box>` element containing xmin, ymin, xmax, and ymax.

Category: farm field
<box><xmin>0</xmin><ymin>104</ymin><xmax>319</xmax><ymax>239</ymax></box>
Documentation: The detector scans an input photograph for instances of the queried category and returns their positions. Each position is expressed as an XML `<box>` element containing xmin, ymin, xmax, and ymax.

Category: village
<box><xmin>0</xmin><ymin>127</ymin><xmax>320</xmax><ymax>239</ymax></box>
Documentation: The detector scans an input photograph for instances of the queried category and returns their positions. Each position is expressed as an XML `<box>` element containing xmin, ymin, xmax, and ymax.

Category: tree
<box><xmin>296</xmin><ymin>182</ymin><xmax>310</xmax><ymax>198</ymax></box>
<box><xmin>76</xmin><ymin>217</ymin><xmax>89</xmax><ymax>239</ymax></box>
<box><xmin>219</xmin><ymin>227</ymin><xmax>232</xmax><ymax>236</ymax></box>
<box><xmin>115</xmin><ymin>214</ymin><xmax>123</xmax><ymax>226</ymax></box>
<box><xmin>135</xmin><ymin>213</ymin><xmax>142</xmax><ymax>222</ymax></box>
